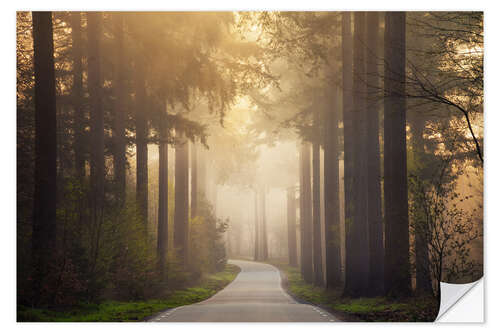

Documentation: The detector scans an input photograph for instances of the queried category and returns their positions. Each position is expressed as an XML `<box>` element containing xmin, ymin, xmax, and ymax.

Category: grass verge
<box><xmin>270</xmin><ymin>260</ymin><xmax>439</xmax><ymax>322</ymax></box>
<box><xmin>17</xmin><ymin>264</ymin><xmax>240</xmax><ymax>322</ymax></box>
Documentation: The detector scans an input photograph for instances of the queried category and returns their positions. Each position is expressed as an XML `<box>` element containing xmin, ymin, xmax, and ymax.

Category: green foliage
<box><xmin>409</xmin><ymin>158</ymin><xmax>482</xmax><ymax>290</ymax></box>
<box><xmin>272</xmin><ymin>261</ymin><xmax>439</xmax><ymax>322</ymax></box>
<box><xmin>189</xmin><ymin>197</ymin><xmax>228</xmax><ymax>275</ymax></box>
<box><xmin>17</xmin><ymin>264</ymin><xmax>240</xmax><ymax>322</ymax></box>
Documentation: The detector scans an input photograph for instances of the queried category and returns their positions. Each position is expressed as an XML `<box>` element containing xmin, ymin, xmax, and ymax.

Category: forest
<box><xmin>17</xmin><ymin>11</ymin><xmax>483</xmax><ymax>322</ymax></box>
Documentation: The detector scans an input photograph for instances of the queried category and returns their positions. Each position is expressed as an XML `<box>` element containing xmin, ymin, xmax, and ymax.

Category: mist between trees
<box><xmin>18</xmin><ymin>11</ymin><xmax>482</xmax><ymax>312</ymax></box>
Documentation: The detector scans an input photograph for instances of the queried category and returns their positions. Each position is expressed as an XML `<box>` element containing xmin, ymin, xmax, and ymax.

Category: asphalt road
<box><xmin>149</xmin><ymin>259</ymin><xmax>338</xmax><ymax>322</ymax></box>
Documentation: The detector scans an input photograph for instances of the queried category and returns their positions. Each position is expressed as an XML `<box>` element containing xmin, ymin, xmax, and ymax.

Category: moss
<box><xmin>270</xmin><ymin>260</ymin><xmax>439</xmax><ymax>322</ymax></box>
<box><xmin>18</xmin><ymin>264</ymin><xmax>240</xmax><ymax>322</ymax></box>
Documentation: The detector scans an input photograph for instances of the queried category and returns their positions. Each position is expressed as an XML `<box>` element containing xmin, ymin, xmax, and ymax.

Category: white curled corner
<box><xmin>435</xmin><ymin>278</ymin><xmax>484</xmax><ymax>322</ymax></box>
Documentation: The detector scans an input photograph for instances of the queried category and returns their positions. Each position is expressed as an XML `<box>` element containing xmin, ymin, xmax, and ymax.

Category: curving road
<box><xmin>149</xmin><ymin>259</ymin><xmax>338</xmax><ymax>322</ymax></box>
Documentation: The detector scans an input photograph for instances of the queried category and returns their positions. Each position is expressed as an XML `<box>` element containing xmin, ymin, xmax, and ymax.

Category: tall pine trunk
<box><xmin>69</xmin><ymin>12</ymin><xmax>85</xmax><ymax>181</ymax></box>
<box><xmin>300</xmin><ymin>143</ymin><xmax>313</xmax><ymax>283</ymax></box>
<box><xmin>135</xmin><ymin>59</ymin><xmax>148</xmax><ymax>230</ymax></box>
<box><xmin>157</xmin><ymin>106</ymin><xmax>169</xmax><ymax>273</ymax></box>
<box><xmin>261</xmin><ymin>187</ymin><xmax>269</xmax><ymax>260</ymax></box>
<box><xmin>324</xmin><ymin>87</ymin><xmax>342</xmax><ymax>288</ymax></box>
<box><xmin>254</xmin><ymin>189</ymin><xmax>260</xmax><ymax>261</ymax></box>
<box><xmin>384</xmin><ymin>12</ymin><xmax>411</xmax><ymax>298</ymax></box>
<box><xmin>198</xmin><ymin>147</ymin><xmax>207</xmax><ymax>201</ymax></box>
<box><xmin>344</xmin><ymin>11</ymin><xmax>370</xmax><ymax>297</ymax></box>
<box><xmin>312</xmin><ymin>112</ymin><xmax>323</xmax><ymax>286</ymax></box>
<box><xmin>366</xmin><ymin>12</ymin><xmax>384</xmax><ymax>296</ymax></box>
<box><xmin>112</xmin><ymin>13</ymin><xmax>127</xmax><ymax>204</ymax></box>
<box><xmin>287</xmin><ymin>187</ymin><xmax>298</xmax><ymax>267</ymax></box>
<box><xmin>32</xmin><ymin>11</ymin><xmax>57</xmax><ymax>305</ymax></box>
<box><xmin>87</xmin><ymin>12</ymin><xmax>105</xmax><ymax>279</ymax></box>
<box><xmin>341</xmin><ymin>11</ymin><xmax>355</xmax><ymax>294</ymax></box>
<box><xmin>174</xmin><ymin>133</ymin><xmax>189</xmax><ymax>267</ymax></box>
<box><xmin>191</xmin><ymin>142</ymin><xmax>198</xmax><ymax>218</ymax></box>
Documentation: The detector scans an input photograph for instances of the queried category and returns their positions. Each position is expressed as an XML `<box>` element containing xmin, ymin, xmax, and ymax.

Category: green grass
<box><xmin>270</xmin><ymin>260</ymin><xmax>439</xmax><ymax>322</ymax></box>
<box><xmin>18</xmin><ymin>264</ymin><xmax>240</xmax><ymax>322</ymax></box>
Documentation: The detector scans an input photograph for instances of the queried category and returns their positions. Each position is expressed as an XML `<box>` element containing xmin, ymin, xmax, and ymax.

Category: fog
<box><xmin>18</xmin><ymin>12</ymin><xmax>483</xmax><ymax>315</ymax></box>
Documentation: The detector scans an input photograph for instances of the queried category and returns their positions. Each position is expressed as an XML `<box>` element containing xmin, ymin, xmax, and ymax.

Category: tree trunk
<box><xmin>157</xmin><ymin>106</ymin><xmax>168</xmax><ymax>273</ymax></box>
<box><xmin>324</xmin><ymin>86</ymin><xmax>342</xmax><ymax>288</ymax></box>
<box><xmin>312</xmin><ymin>114</ymin><xmax>323</xmax><ymax>286</ymax></box>
<box><xmin>112</xmin><ymin>13</ymin><xmax>127</xmax><ymax>204</ymax></box>
<box><xmin>410</xmin><ymin>117</ymin><xmax>433</xmax><ymax>294</ymax></box>
<box><xmin>344</xmin><ymin>11</ymin><xmax>370</xmax><ymax>298</ymax></box>
<box><xmin>300</xmin><ymin>143</ymin><xmax>313</xmax><ymax>283</ymax></box>
<box><xmin>198</xmin><ymin>148</ymin><xmax>207</xmax><ymax>201</ymax></box>
<box><xmin>135</xmin><ymin>59</ymin><xmax>148</xmax><ymax>230</ymax></box>
<box><xmin>69</xmin><ymin>12</ymin><xmax>85</xmax><ymax>181</ymax></box>
<box><xmin>254</xmin><ymin>189</ymin><xmax>260</xmax><ymax>261</ymax></box>
<box><xmin>261</xmin><ymin>186</ymin><xmax>269</xmax><ymax>261</ymax></box>
<box><xmin>366</xmin><ymin>12</ymin><xmax>384</xmax><ymax>296</ymax></box>
<box><xmin>87</xmin><ymin>12</ymin><xmax>105</xmax><ymax>287</ymax></box>
<box><xmin>32</xmin><ymin>11</ymin><xmax>57</xmax><ymax>305</ymax></box>
<box><xmin>287</xmin><ymin>187</ymin><xmax>298</xmax><ymax>267</ymax></box>
<box><xmin>384</xmin><ymin>12</ymin><xmax>411</xmax><ymax>298</ymax></box>
<box><xmin>191</xmin><ymin>142</ymin><xmax>198</xmax><ymax>218</ymax></box>
<box><xmin>174</xmin><ymin>133</ymin><xmax>189</xmax><ymax>267</ymax></box>
<box><xmin>341</xmin><ymin>11</ymin><xmax>356</xmax><ymax>294</ymax></box>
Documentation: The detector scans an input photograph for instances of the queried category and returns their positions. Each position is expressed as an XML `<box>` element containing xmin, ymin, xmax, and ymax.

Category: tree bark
<box><xmin>384</xmin><ymin>12</ymin><xmax>411</xmax><ymax>298</ymax></box>
<box><xmin>198</xmin><ymin>148</ymin><xmax>207</xmax><ymax>201</ymax></box>
<box><xmin>312</xmin><ymin>112</ymin><xmax>323</xmax><ymax>286</ymax></box>
<box><xmin>300</xmin><ymin>143</ymin><xmax>313</xmax><ymax>283</ymax></box>
<box><xmin>174</xmin><ymin>133</ymin><xmax>189</xmax><ymax>267</ymax></box>
<box><xmin>135</xmin><ymin>59</ymin><xmax>148</xmax><ymax>230</ymax></box>
<box><xmin>287</xmin><ymin>187</ymin><xmax>298</xmax><ymax>267</ymax></box>
<box><xmin>341</xmin><ymin>11</ymin><xmax>356</xmax><ymax>295</ymax></box>
<box><xmin>191</xmin><ymin>142</ymin><xmax>198</xmax><ymax>218</ymax></box>
<box><xmin>366</xmin><ymin>12</ymin><xmax>384</xmax><ymax>296</ymax></box>
<box><xmin>69</xmin><ymin>12</ymin><xmax>85</xmax><ymax>181</ymax></box>
<box><xmin>324</xmin><ymin>86</ymin><xmax>342</xmax><ymax>288</ymax></box>
<box><xmin>32</xmin><ymin>11</ymin><xmax>57</xmax><ymax>305</ymax></box>
<box><xmin>254</xmin><ymin>189</ymin><xmax>260</xmax><ymax>261</ymax></box>
<box><xmin>157</xmin><ymin>106</ymin><xmax>169</xmax><ymax>273</ymax></box>
<box><xmin>344</xmin><ymin>11</ymin><xmax>370</xmax><ymax>298</ymax></box>
<box><xmin>112</xmin><ymin>13</ymin><xmax>127</xmax><ymax>204</ymax></box>
<box><xmin>261</xmin><ymin>186</ymin><xmax>269</xmax><ymax>261</ymax></box>
<box><xmin>87</xmin><ymin>12</ymin><xmax>105</xmax><ymax>285</ymax></box>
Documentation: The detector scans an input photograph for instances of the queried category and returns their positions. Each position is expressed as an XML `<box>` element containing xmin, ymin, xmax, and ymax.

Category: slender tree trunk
<box><xmin>344</xmin><ymin>11</ymin><xmax>370</xmax><ymax>297</ymax></box>
<box><xmin>69</xmin><ymin>12</ymin><xmax>85</xmax><ymax>181</ymax></box>
<box><xmin>410</xmin><ymin>117</ymin><xmax>433</xmax><ymax>294</ymax></box>
<box><xmin>157</xmin><ymin>106</ymin><xmax>168</xmax><ymax>273</ymax></box>
<box><xmin>312</xmin><ymin>113</ymin><xmax>323</xmax><ymax>286</ymax></box>
<box><xmin>300</xmin><ymin>143</ymin><xmax>313</xmax><ymax>283</ymax></box>
<box><xmin>87</xmin><ymin>12</ymin><xmax>105</xmax><ymax>287</ymax></box>
<box><xmin>366</xmin><ymin>12</ymin><xmax>384</xmax><ymax>296</ymax></box>
<box><xmin>254</xmin><ymin>189</ymin><xmax>260</xmax><ymax>261</ymax></box>
<box><xmin>32</xmin><ymin>11</ymin><xmax>57</xmax><ymax>305</ymax></box>
<box><xmin>287</xmin><ymin>187</ymin><xmax>298</xmax><ymax>267</ymax></box>
<box><xmin>324</xmin><ymin>86</ymin><xmax>342</xmax><ymax>288</ymax></box>
<box><xmin>384</xmin><ymin>12</ymin><xmax>411</xmax><ymax>298</ymax></box>
<box><xmin>261</xmin><ymin>186</ymin><xmax>269</xmax><ymax>261</ymax></box>
<box><xmin>88</xmin><ymin>11</ymin><xmax>105</xmax><ymax>204</ymax></box>
<box><xmin>135</xmin><ymin>59</ymin><xmax>148</xmax><ymax>230</ymax></box>
<box><xmin>198</xmin><ymin>148</ymin><xmax>207</xmax><ymax>201</ymax></box>
<box><xmin>299</xmin><ymin>145</ymin><xmax>305</xmax><ymax>273</ymax></box>
<box><xmin>112</xmin><ymin>13</ymin><xmax>126</xmax><ymax>204</ymax></box>
<box><xmin>191</xmin><ymin>142</ymin><xmax>198</xmax><ymax>218</ymax></box>
<box><xmin>174</xmin><ymin>133</ymin><xmax>189</xmax><ymax>267</ymax></box>
<box><xmin>341</xmin><ymin>11</ymin><xmax>356</xmax><ymax>294</ymax></box>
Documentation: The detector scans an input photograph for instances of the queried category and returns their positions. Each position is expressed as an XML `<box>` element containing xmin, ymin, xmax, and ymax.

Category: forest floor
<box><xmin>17</xmin><ymin>264</ymin><xmax>240</xmax><ymax>322</ymax></box>
<box><xmin>269</xmin><ymin>260</ymin><xmax>439</xmax><ymax>322</ymax></box>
